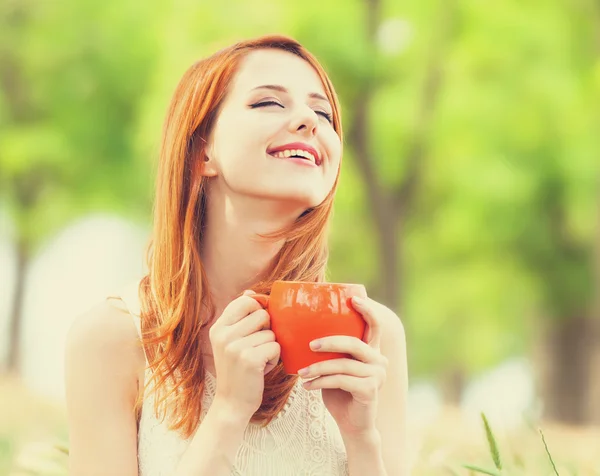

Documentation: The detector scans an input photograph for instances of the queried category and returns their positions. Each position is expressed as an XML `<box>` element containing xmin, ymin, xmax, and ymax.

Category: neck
<box><xmin>200</xmin><ymin>191</ymin><xmax>305</xmax><ymax>317</ymax></box>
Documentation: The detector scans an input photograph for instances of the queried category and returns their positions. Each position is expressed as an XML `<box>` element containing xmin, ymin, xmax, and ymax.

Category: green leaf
<box><xmin>462</xmin><ymin>464</ymin><xmax>501</xmax><ymax>476</ymax></box>
<box><xmin>481</xmin><ymin>413</ymin><xmax>503</xmax><ymax>470</ymax></box>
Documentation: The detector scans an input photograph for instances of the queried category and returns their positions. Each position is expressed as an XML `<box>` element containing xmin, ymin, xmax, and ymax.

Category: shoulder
<box><xmin>367</xmin><ymin>298</ymin><xmax>406</xmax><ymax>347</ymax></box>
<box><xmin>65</xmin><ymin>299</ymin><xmax>145</xmax><ymax>396</ymax></box>
<box><xmin>67</xmin><ymin>299</ymin><xmax>140</xmax><ymax>356</ymax></box>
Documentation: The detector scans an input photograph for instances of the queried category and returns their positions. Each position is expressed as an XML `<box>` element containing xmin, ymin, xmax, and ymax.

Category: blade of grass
<box><xmin>539</xmin><ymin>428</ymin><xmax>560</xmax><ymax>476</ymax></box>
<box><xmin>481</xmin><ymin>413</ymin><xmax>502</xmax><ymax>470</ymax></box>
<box><xmin>444</xmin><ymin>465</ymin><xmax>463</xmax><ymax>476</ymax></box>
<box><xmin>462</xmin><ymin>464</ymin><xmax>501</xmax><ymax>476</ymax></box>
<box><xmin>54</xmin><ymin>442</ymin><xmax>69</xmax><ymax>455</ymax></box>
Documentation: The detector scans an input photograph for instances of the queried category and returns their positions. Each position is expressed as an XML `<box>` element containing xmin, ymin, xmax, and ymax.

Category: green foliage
<box><xmin>0</xmin><ymin>0</ymin><xmax>158</xmax><ymax>250</ymax></box>
<box><xmin>1</xmin><ymin>0</ymin><xmax>599</xmax><ymax>386</ymax></box>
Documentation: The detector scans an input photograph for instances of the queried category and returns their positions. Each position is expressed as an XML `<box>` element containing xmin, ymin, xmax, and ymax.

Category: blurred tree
<box><xmin>0</xmin><ymin>0</ymin><xmax>157</xmax><ymax>374</ymax></box>
<box><xmin>319</xmin><ymin>0</ymin><xmax>600</xmax><ymax>418</ymax></box>
<box><xmin>414</xmin><ymin>0</ymin><xmax>600</xmax><ymax>422</ymax></box>
<box><xmin>346</xmin><ymin>0</ymin><xmax>455</xmax><ymax>313</ymax></box>
<box><xmin>521</xmin><ymin>0</ymin><xmax>600</xmax><ymax>424</ymax></box>
<box><xmin>349</xmin><ymin>0</ymin><xmax>464</xmax><ymax>401</ymax></box>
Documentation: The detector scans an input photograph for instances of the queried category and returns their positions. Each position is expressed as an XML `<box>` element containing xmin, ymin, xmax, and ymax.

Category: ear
<box><xmin>200</xmin><ymin>138</ymin><xmax>218</xmax><ymax>177</ymax></box>
<box><xmin>201</xmin><ymin>152</ymin><xmax>218</xmax><ymax>177</ymax></box>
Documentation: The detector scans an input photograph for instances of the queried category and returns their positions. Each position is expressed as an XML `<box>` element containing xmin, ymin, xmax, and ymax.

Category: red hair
<box><xmin>136</xmin><ymin>35</ymin><xmax>344</xmax><ymax>438</ymax></box>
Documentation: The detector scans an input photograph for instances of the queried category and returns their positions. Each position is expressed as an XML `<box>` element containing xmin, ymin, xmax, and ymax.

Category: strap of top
<box><xmin>107</xmin><ymin>278</ymin><xmax>147</xmax><ymax>364</ymax></box>
<box><xmin>120</xmin><ymin>279</ymin><xmax>143</xmax><ymax>337</ymax></box>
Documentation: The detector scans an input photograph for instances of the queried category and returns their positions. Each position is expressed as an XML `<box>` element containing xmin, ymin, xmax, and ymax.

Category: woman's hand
<box><xmin>297</xmin><ymin>296</ymin><xmax>389</xmax><ymax>437</ymax></box>
<box><xmin>209</xmin><ymin>291</ymin><xmax>281</xmax><ymax>422</ymax></box>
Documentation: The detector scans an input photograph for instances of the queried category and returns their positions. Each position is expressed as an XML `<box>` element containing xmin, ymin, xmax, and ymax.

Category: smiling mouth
<box><xmin>268</xmin><ymin>149</ymin><xmax>319</xmax><ymax>165</ymax></box>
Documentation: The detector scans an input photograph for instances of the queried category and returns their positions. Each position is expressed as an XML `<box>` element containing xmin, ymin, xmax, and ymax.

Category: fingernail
<box><xmin>352</xmin><ymin>296</ymin><xmax>365</xmax><ymax>306</ymax></box>
<box><xmin>243</xmin><ymin>290</ymin><xmax>255</xmax><ymax>296</ymax></box>
<box><xmin>310</xmin><ymin>340</ymin><xmax>321</xmax><ymax>350</ymax></box>
<box><xmin>298</xmin><ymin>367</ymin><xmax>309</xmax><ymax>377</ymax></box>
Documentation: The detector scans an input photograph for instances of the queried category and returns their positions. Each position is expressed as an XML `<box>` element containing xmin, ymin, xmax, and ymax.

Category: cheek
<box><xmin>211</xmin><ymin>114</ymin><xmax>266</xmax><ymax>169</ymax></box>
<box><xmin>325</xmin><ymin>133</ymin><xmax>342</xmax><ymax>170</ymax></box>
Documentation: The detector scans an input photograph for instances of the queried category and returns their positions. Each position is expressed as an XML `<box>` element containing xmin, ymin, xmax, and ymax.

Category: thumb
<box><xmin>351</xmin><ymin>296</ymin><xmax>382</xmax><ymax>348</ymax></box>
<box><xmin>242</xmin><ymin>289</ymin><xmax>256</xmax><ymax>296</ymax></box>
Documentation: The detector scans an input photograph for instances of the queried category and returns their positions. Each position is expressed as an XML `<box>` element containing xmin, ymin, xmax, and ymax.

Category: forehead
<box><xmin>229</xmin><ymin>49</ymin><xmax>327</xmax><ymax>97</ymax></box>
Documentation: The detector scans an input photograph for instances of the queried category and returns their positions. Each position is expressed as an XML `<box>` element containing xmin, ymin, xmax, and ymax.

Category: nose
<box><xmin>289</xmin><ymin>105</ymin><xmax>318</xmax><ymax>137</ymax></box>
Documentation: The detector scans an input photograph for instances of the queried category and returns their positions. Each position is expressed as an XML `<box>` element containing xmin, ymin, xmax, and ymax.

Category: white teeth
<box><xmin>271</xmin><ymin>149</ymin><xmax>317</xmax><ymax>164</ymax></box>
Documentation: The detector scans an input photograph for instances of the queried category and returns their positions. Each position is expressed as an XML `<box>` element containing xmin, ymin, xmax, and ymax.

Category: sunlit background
<box><xmin>1</xmin><ymin>0</ymin><xmax>599</xmax><ymax>474</ymax></box>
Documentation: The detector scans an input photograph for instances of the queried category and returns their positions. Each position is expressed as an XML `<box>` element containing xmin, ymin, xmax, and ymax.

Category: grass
<box><xmin>458</xmin><ymin>414</ymin><xmax>558</xmax><ymax>476</ymax></box>
<box><xmin>0</xmin><ymin>377</ymin><xmax>68</xmax><ymax>476</ymax></box>
<box><xmin>413</xmin><ymin>408</ymin><xmax>600</xmax><ymax>475</ymax></box>
<box><xmin>1</xmin><ymin>377</ymin><xmax>599</xmax><ymax>475</ymax></box>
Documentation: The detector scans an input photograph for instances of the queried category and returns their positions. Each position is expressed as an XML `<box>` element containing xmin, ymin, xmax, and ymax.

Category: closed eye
<box><xmin>250</xmin><ymin>100</ymin><xmax>284</xmax><ymax>109</ymax></box>
<box><xmin>316</xmin><ymin>111</ymin><xmax>333</xmax><ymax>124</ymax></box>
<box><xmin>250</xmin><ymin>101</ymin><xmax>333</xmax><ymax>124</ymax></box>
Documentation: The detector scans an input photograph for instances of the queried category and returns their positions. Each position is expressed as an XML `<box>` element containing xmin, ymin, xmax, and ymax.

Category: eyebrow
<box><xmin>251</xmin><ymin>84</ymin><xmax>330</xmax><ymax>104</ymax></box>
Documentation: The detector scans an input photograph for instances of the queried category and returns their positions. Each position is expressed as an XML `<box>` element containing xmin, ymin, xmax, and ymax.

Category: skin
<box><xmin>65</xmin><ymin>48</ymin><xmax>408</xmax><ymax>476</ymax></box>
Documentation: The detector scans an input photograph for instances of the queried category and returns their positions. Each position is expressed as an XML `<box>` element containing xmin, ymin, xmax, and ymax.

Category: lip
<box><xmin>266</xmin><ymin>142</ymin><xmax>322</xmax><ymax>166</ymax></box>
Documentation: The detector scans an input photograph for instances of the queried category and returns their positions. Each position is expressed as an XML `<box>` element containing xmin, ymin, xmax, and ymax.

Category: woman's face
<box><xmin>204</xmin><ymin>49</ymin><xmax>341</xmax><ymax>212</ymax></box>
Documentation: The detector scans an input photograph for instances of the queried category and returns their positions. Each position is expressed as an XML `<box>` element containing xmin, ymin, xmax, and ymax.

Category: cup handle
<box><xmin>251</xmin><ymin>293</ymin><xmax>270</xmax><ymax>309</ymax></box>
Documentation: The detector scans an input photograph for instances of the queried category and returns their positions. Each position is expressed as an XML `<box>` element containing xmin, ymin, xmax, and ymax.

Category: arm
<box><xmin>172</xmin><ymin>399</ymin><xmax>248</xmax><ymax>475</ymax></box>
<box><xmin>342</xmin><ymin>312</ymin><xmax>407</xmax><ymax>476</ymax></box>
<box><xmin>343</xmin><ymin>430</ymin><xmax>388</xmax><ymax>476</ymax></box>
<box><xmin>65</xmin><ymin>301</ymin><xmax>252</xmax><ymax>476</ymax></box>
<box><xmin>65</xmin><ymin>301</ymin><xmax>143</xmax><ymax>476</ymax></box>
<box><xmin>375</xmin><ymin>311</ymin><xmax>409</xmax><ymax>476</ymax></box>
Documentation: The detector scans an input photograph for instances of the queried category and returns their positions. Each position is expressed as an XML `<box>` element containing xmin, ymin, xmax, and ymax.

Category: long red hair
<box><xmin>136</xmin><ymin>35</ymin><xmax>344</xmax><ymax>438</ymax></box>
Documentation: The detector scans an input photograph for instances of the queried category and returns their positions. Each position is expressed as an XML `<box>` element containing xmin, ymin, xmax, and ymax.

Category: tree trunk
<box><xmin>589</xmin><ymin>316</ymin><xmax>600</xmax><ymax>425</ymax></box>
<box><xmin>6</xmin><ymin>239</ymin><xmax>28</xmax><ymax>375</ymax></box>
<box><xmin>378</xmin><ymin>208</ymin><xmax>400</xmax><ymax>311</ymax></box>
<box><xmin>440</xmin><ymin>366</ymin><xmax>466</xmax><ymax>406</ymax></box>
<box><xmin>588</xmin><ymin>179</ymin><xmax>600</xmax><ymax>424</ymax></box>
<box><xmin>587</xmin><ymin>0</ymin><xmax>600</xmax><ymax>424</ymax></box>
<box><xmin>539</xmin><ymin>316</ymin><xmax>594</xmax><ymax>424</ymax></box>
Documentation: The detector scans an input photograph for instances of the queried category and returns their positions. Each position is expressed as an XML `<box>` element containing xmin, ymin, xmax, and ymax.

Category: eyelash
<box><xmin>250</xmin><ymin>101</ymin><xmax>333</xmax><ymax>124</ymax></box>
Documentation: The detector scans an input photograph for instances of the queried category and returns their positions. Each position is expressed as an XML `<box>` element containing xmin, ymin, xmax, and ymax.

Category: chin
<box><xmin>278</xmin><ymin>190</ymin><xmax>327</xmax><ymax>209</ymax></box>
<box><xmin>253</xmin><ymin>189</ymin><xmax>326</xmax><ymax>214</ymax></box>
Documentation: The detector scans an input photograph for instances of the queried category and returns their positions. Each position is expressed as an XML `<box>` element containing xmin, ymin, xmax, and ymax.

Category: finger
<box><xmin>303</xmin><ymin>374</ymin><xmax>378</xmax><ymax>404</ymax></box>
<box><xmin>264</xmin><ymin>348</ymin><xmax>281</xmax><ymax>375</ymax></box>
<box><xmin>252</xmin><ymin>341</ymin><xmax>281</xmax><ymax>369</ymax></box>
<box><xmin>218</xmin><ymin>295</ymin><xmax>263</xmax><ymax>326</ymax></box>
<box><xmin>298</xmin><ymin>358</ymin><xmax>372</xmax><ymax>379</ymax></box>
<box><xmin>236</xmin><ymin>329</ymin><xmax>276</xmax><ymax>348</ymax></box>
<box><xmin>310</xmin><ymin>336</ymin><xmax>381</xmax><ymax>364</ymax></box>
<box><xmin>230</xmin><ymin>309</ymin><xmax>270</xmax><ymax>337</ymax></box>
<box><xmin>351</xmin><ymin>296</ymin><xmax>383</xmax><ymax>348</ymax></box>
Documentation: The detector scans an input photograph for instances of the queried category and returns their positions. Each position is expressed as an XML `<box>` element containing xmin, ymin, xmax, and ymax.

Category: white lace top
<box><xmin>116</xmin><ymin>280</ymin><xmax>349</xmax><ymax>476</ymax></box>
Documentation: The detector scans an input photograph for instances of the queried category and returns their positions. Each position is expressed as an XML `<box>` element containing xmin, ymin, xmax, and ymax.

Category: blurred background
<box><xmin>1</xmin><ymin>0</ymin><xmax>599</xmax><ymax>474</ymax></box>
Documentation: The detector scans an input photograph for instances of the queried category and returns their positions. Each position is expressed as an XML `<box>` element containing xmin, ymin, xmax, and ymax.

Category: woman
<box><xmin>65</xmin><ymin>35</ymin><xmax>408</xmax><ymax>476</ymax></box>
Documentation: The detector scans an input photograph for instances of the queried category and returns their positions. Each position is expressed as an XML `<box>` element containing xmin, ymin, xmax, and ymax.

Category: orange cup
<box><xmin>252</xmin><ymin>281</ymin><xmax>367</xmax><ymax>375</ymax></box>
